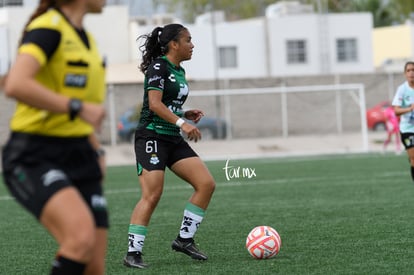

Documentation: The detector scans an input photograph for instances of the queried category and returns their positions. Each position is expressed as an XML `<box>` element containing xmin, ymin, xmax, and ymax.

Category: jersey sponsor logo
<box><xmin>168</xmin><ymin>104</ymin><xmax>184</xmax><ymax>113</ymax></box>
<box><xmin>153</xmin><ymin>63</ymin><xmax>161</xmax><ymax>70</ymax></box>
<box><xmin>177</xmin><ymin>83</ymin><xmax>189</xmax><ymax>99</ymax></box>
<box><xmin>148</xmin><ymin>75</ymin><xmax>162</xmax><ymax>84</ymax></box>
<box><xmin>64</xmin><ymin>73</ymin><xmax>87</xmax><ymax>88</ymax></box>
<box><xmin>41</xmin><ymin>169</ymin><xmax>67</xmax><ymax>187</ymax></box>
<box><xmin>168</xmin><ymin>74</ymin><xmax>176</xmax><ymax>82</ymax></box>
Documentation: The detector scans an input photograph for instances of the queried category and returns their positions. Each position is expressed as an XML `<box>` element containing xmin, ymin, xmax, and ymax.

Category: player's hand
<box><xmin>184</xmin><ymin>109</ymin><xmax>204</xmax><ymax>123</ymax></box>
<box><xmin>181</xmin><ymin>122</ymin><xmax>202</xmax><ymax>142</ymax></box>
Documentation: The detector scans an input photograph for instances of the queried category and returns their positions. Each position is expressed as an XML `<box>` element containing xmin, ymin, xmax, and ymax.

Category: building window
<box><xmin>219</xmin><ymin>46</ymin><xmax>237</xmax><ymax>68</ymax></box>
<box><xmin>336</xmin><ymin>38</ymin><xmax>358</xmax><ymax>62</ymax></box>
<box><xmin>286</xmin><ymin>40</ymin><xmax>307</xmax><ymax>64</ymax></box>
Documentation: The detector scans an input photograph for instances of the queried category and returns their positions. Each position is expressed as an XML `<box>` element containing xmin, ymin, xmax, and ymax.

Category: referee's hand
<box><xmin>80</xmin><ymin>103</ymin><xmax>106</xmax><ymax>133</ymax></box>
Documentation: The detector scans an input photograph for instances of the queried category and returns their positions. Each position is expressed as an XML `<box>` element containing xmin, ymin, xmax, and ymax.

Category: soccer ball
<box><xmin>246</xmin><ymin>225</ymin><xmax>281</xmax><ymax>259</ymax></box>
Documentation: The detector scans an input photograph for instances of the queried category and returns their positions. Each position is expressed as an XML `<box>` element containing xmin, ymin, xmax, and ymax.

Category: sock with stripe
<box><xmin>127</xmin><ymin>224</ymin><xmax>147</xmax><ymax>254</ymax></box>
<box><xmin>178</xmin><ymin>202</ymin><xmax>205</xmax><ymax>240</ymax></box>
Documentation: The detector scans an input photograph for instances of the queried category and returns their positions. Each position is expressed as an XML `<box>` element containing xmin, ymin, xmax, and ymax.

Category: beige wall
<box><xmin>373</xmin><ymin>24</ymin><xmax>412</xmax><ymax>67</ymax></box>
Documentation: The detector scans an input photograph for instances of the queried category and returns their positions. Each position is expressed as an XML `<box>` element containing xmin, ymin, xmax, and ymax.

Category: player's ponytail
<box><xmin>138</xmin><ymin>23</ymin><xmax>186</xmax><ymax>73</ymax></box>
<box><xmin>19</xmin><ymin>0</ymin><xmax>57</xmax><ymax>45</ymax></box>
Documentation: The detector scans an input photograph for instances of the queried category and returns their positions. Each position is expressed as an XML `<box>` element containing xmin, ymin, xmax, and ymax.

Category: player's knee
<box><xmin>208</xmin><ymin>179</ymin><xmax>216</xmax><ymax>194</ymax></box>
<box><xmin>64</xmin><ymin>228</ymin><xmax>96</xmax><ymax>260</ymax></box>
<box><xmin>142</xmin><ymin>193</ymin><xmax>162</xmax><ymax>208</ymax></box>
<box><xmin>200</xmin><ymin>177</ymin><xmax>216</xmax><ymax>195</ymax></box>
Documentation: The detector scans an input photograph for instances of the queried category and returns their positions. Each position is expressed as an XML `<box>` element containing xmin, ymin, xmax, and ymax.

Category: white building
<box><xmin>0</xmin><ymin>1</ymin><xmax>374</xmax><ymax>81</ymax></box>
<box><xmin>180</xmin><ymin>10</ymin><xmax>374</xmax><ymax>79</ymax></box>
<box><xmin>131</xmin><ymin>2</ymin><xmax>374</xmax><ymax>80</ymax></box>
<box><xmin>0</xmin><ymin>3</ymin><xmax>131</xmax><ymax>76</ymax></box>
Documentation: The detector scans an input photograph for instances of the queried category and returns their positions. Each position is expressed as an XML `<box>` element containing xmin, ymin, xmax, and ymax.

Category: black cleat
<box><xmin>123</xmin><ymin>252</ymin><xmax>149</xmax><ymax>269</ymax></box>
<box><xmin>172</xmin><ymin>238</ymin><xmax>208</xmax><ymax>260</ymax></box>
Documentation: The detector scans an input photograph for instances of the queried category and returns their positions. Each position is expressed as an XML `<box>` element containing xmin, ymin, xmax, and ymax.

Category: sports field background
<box><xmin>1</xmin><ymin>152</ymin><xmax>414</xmax><ymax>274</ymax></box>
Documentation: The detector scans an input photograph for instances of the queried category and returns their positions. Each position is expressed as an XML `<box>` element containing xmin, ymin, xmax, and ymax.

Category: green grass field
<box><xmin>1</xmin><ymin>152</ymin><xmax>414</xmax><ymax>274</ymax></box>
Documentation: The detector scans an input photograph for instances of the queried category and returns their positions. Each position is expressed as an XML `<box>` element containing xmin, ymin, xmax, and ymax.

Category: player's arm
<box><xmin>148</xmin><ymin>90</ymin><xmax>201</xmax><ymax>142</ymax></box>
<box><xmin>394</xmin><ymin>105</ymin><xmax>413</xmax><ymax>116</ymax></box>
<box><xmin>4</xmin><ymin>28</ymin><xmax>69</xmax><ymax>113</ymax></box>
<box><xmin>148</xmin><ymin>89</ymin><xmax>181</xmax><ymax>124</ymax></box>
<box><xmin>5</xmin><ymin>53</ymin><xmax>72</xmax><ymax>113</ymax></box>
<box><xmin>5</xmin><ymin>53</ymin><xmax>105</xmax><ymax>131</ymax></box>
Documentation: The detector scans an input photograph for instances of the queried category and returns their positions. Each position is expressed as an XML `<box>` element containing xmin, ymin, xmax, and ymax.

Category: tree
<box><xmin>154</xmin><ymin>0</ymin><xmax>277</xmax><ymax>22</ymax></box>
<box><xmin>347</xmin><ymin>0</ymin><xmax>404</xmax><ymax>27</ymax></box>
<box><xmin>393</xmin><ymin>0</ymin><xmax>414</xmax><ymax>22</ymax></box>
<box><xmin>154</xmin><ymin>0</ymin><xmax>414</xmax><ymax>27</ymax></box>
<box><xmin>303</xmin><ymin>0</ymin><xmax>410</xmax><ymax>27</ymax></box>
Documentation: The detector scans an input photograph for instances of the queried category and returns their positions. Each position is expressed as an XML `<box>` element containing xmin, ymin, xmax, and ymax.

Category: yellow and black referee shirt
<box><xmin>10</xmin><ymin>8</ymin><xmax>106</xmax><ymax>137</ymax></box>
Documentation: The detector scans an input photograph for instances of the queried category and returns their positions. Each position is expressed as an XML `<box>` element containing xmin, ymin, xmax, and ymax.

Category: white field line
<box><xmin>0</xmin><ymin>170</ymin><xmax>404</xmax><ymax>202</ymax></box>
<box><xmin>0</xmin><ymin>177</ymin><xmax>313</xmax><ymax>201</ymax></box>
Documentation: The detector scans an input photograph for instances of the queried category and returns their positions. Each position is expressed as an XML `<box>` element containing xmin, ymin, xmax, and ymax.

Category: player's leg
<box><xmin>123</xmin><ymin>170</ymin><xmax>164</xmax><ymax>268</ymax></box>
<box><xmin>171</xmin><ymin>157</ymin><xmax>215</xmax><ymax>209</ymax></box>
<box><xmin>124</xmin><ymin>131</ymin><xmax>169</xmax><ymax>269</ymax></box>
<box><xmin>401</xmin><ymin>132</ymin><xmax>414</xmax><ymax>182</ymax></box>
<box><xmin>79</xmin><ymin>181</ymin><xmax>109</xmax><ymax>275</ymax></box>
<box><xmin>131</xmin><ymin>170</ymin><xmax>165</xmax><ymax>225</ymax></box>
<box><xmin>41</xmin><ymin>187</ymin><xmax>96</xmax><ymax>274</ymax></box>
<box><xmin>84</xmin><ymin>228</ymin><xmax>107</xmax><ymax>275</ymax></box>
<box><xmin>407</xmin><ymin>147</ymin><xmax>414</xmax><ymax>180</ymax></box>
<box><xmin>170</xmin><ymin>156</ymin><xmax>216</xmax><ymax>260</ymax></box>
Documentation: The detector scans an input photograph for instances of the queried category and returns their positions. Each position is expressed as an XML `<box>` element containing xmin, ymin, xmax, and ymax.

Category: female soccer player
<box><xmin>123</xmin><ymin>23</ymin><xmax>216</xmax><ymax>269</ymax></box>
<box><xmin>2</xmin><ymin>0</ymin><xmax>108</xmax><ymax>274</ymax></box>
<box><xmin>392</xmin><ymin>61</ymin><xmax>414</xmax><ymax>181</ymax></box>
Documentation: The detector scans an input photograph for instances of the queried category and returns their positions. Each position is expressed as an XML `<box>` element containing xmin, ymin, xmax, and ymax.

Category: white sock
<box><xmin>179</xmin><ymin>203</ymin><xmax>205</xmax><ymax>239</ymax></box>
<box><xmin>128</xmin><ymin>224</ymin><xmax>147</xmax><ymax>253</ymax></box>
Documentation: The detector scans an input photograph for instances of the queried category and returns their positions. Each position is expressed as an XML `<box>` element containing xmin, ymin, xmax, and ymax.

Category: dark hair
<box><xmin>404</xmin><ymin>61</ymin><xmax>414</xmax><ymax>72</ymax></box>
<box><xmin>138</xmin><ymin>23</ymin><xmax>187</xmax><ymax>73</ymax></box>
<box><xmin>20</xmin><ymin>0</ymin><xmax>72</xmax><ymax>44</ymax></box>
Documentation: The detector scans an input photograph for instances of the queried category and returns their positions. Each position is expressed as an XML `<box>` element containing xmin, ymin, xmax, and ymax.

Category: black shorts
<box><xmin>401</xmin><ymin>132</ymin><xmax>414</xmax><ymax>150</ymax></box>
<box><xmin>1</xmin><ymin>132</ymin><xmax>109</xmax><ymax>228</ymax></box>
<box><xmin>134</xmin><ymin>128</ymin><xmax>198</xmax><ymax>175</ymax></box>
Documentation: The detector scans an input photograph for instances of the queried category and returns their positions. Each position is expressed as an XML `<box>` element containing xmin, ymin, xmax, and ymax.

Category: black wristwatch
<box><xmin>68</xmin><ymin>98</ymin><xmax>83</xmax><ymax>121</ymax></box>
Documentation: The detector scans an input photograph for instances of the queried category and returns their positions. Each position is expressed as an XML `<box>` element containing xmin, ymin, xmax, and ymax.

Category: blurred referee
<box><xmin>2</xmin><ymin>0</ymin><xmax>108</xmax><ymax>274</ymax></box>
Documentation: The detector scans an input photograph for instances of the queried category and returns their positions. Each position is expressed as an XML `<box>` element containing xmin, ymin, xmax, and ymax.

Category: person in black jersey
<box><xmin>2</xmin><ymin>0</ymin><xmax>108</xmax><ymax>274</ymax></box>
<box><xmin>123</xmin><ymin>23</ymin><xmax>216</xmax><ymax>269</ymax></box>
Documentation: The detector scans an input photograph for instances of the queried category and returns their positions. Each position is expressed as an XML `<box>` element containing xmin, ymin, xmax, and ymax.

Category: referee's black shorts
<box><xmin>134</xmin><ymin>128</ymin><xmax>198</xmax><ymax>175</ymax></box>
<box><xmin>1</xmin><ymin>132</ymin><xmax>109</xmax><ymax>228</ymax></box>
